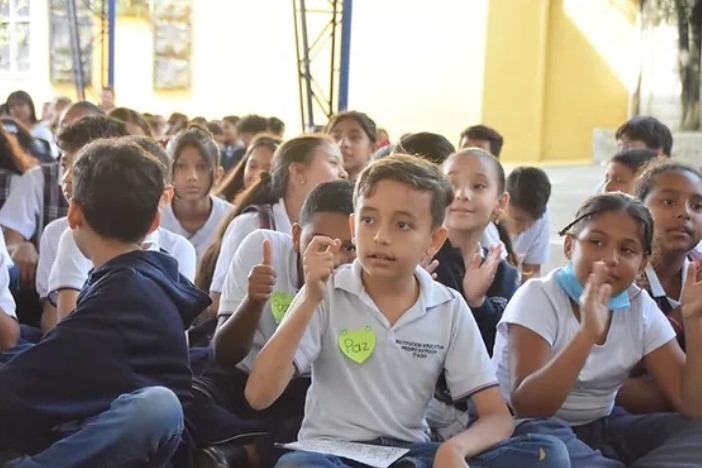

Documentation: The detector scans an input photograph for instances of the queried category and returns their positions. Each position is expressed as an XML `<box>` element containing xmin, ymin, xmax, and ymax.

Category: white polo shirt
<box><xmin>36</xmin><ymin>216</ymin><xmax>69</xmax><ymax>299</ymax></box>
<box><xmin>292</xmin><ymin>261</ymin><xmax>497</xmax><ymax>443</ymax></box>
<box><xmin>492</xmin><ymin>269</ymin><xmax>676</xmax><ymax>426</ymax></box>
<box><xmin>0</xmin><ymin>238</ymin><xmax>16</xmax><ymax>319</ymax></box>
<box><xmin>0</xmin><ymin>166</ymin><xmax>44</xmax><ymax>240</ymax></box>
<box><xmin>160</xmin><ymin>195</ymin><xmax>232</xmax><ymax>262</ymax></box>
<box><xmin>219</xmin><ymin>229</ymin><xmax>299</xmax><ymax>373</ymax></box>
<box><xmin>48</xmin><ymin>227</ymin><xmax>197</xmax><ymax>293</ymax></box>
<box><xmin>211</xmin><ymin>198</ymin><xmax>293</xmax><ymax>293</ymax></box>
<box><xmin>513</xmin><ymin>210</ymin><xmax>551</xmax><ymax>265</ymax></box>
<box><xmin>643</xmin><ymin>261</ymin><xmax>689</xmax><ymax>310</ymax></box>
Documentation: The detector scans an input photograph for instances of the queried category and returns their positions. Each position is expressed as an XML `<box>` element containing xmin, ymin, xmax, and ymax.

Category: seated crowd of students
<box><xmin>0</xmin><ymin>90</ymin><xmax>700</xmax><ymax>468</ymax></box>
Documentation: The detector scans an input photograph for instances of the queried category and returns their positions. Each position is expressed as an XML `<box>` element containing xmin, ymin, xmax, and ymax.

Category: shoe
<box><xmin>197</xmin><ymin>442</ymin><xmax>250</xmax><ymax>468</ymax></box>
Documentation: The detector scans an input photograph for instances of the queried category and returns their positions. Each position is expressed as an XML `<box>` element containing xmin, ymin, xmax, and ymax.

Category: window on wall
<box><xmin>0</xmin><ymin>0</ymin><xmax>30</xmax><ymax>72</ymax></box>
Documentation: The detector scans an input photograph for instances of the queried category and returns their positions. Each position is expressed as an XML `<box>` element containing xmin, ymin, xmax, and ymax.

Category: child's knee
<box><xmin>514</xmin><ymin>433</ymin><xmax>572</xmax><ymax>468</ymax></box>
<box><xmin>275</xmin><ymin>451</ymin><xmax>340</xmax><ymax>468</ymax></box>
<box><xmin>120</xmin><ymin>386</ymin><xmax>183</xmax><ymax>437</ymax></box>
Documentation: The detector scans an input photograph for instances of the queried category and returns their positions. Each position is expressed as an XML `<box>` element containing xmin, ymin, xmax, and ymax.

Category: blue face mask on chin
<box><xmin>555</xmin><ymin>262</ymin><xmax>631</xmax><ymax>311</ymax></box>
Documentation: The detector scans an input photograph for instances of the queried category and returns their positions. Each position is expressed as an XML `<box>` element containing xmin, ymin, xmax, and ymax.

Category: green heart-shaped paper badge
<box><xmin>338</xmin><ymin>326</ymin><xmax>376</xmax><ymax>364</ymax></box>
<box><xmin>270</xmin><ymin>291</ymin><xmax>295</xmax><ymax>324</ymax></box>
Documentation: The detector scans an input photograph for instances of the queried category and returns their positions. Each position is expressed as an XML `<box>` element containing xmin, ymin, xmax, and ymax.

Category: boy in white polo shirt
<box><xmin>47</xmin><ymin>135</ymin><xmax>196</xmax><ymax>322</ymax></box>
<box><xmin>246</xmin><ymin>155</ymin><xmax>569</xmax><ymax>468</ymax></box>
<box><xmin>35</xmin><ymin>116</ymin><xmax>129</xmax><ymax>331</ymax></box>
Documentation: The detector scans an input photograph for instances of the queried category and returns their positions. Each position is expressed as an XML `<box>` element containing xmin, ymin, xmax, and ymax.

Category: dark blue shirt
<box><xmin>434</xmin><ymin>239</ymin><xmax>519</xmax><ymax>355</ymax></box>
<box><xmin>0</xmin><ymin>250</ymin><xmax>210</xmax><ymax>453</ymax></box>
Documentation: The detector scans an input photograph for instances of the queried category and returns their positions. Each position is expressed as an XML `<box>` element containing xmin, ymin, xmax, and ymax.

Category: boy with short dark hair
<box><xmin>504</xmin><ymin>166</ymin><xmax>552</xmax><ymax>279</ymax></box>
<box><xmin>0</xmin><ymin>141</ymin><xmax>210</xmax><ymax>467</ymax></box>
<box><xmin>615</xmin><ymin>115</ymin><xmax>673</xmax><ymax>157</ymax></box>
<box><xmin>48</xmin><ymin>135</ymin><xmax>197</xmax><ymax>322</ymax></box>
<box><xmin>459</xmin><ymin>124</ymin><xmax>504</xmax><ymax>157</ymax></box>
<box><xmin>246</xmin><ymin>155</ymin><xmax>569</xmax><ymax>467</ymax></box>
<box><xmin>237</xmin><ymin>114</ymin><xmax>269</xmax><ymax>147</ymax></box>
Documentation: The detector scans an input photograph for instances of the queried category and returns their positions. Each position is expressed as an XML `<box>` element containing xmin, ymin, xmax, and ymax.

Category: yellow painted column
<box><xmin>540</xmin><ymin>0</ymin><xmax>638</xmax><ymax>163</ymax></box>
<box><xmin>481</xmin><ymin>0</ymin><xmax>551</xmax><ymax>163</ymax></box>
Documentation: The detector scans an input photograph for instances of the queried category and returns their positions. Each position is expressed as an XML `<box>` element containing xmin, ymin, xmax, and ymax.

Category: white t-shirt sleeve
<box><xmin>219</xmin><ymin>230</ymin><xmax>267</xmax><ymax>318</ymax></box>
<box><xmin>170</xmin><ymin>235</ymin><xmax>196</xmax><ymax>282</ymax></box>
<box><xmin>211</xmin><ymin>213</ymin><xmax>259</xmax><ymax>293</ymax></box>
<box><xmin>0</xmin><ymin>166</ymin><xmax>42</xmax><ymax>239</ymax></box>
<box><xmin>0</xmin><ymin>227</ymin><xmax>12</xmax><ymax>267</ymax></box>
<box><xmin>292</xmin><ymin>286</ymin><xmax>328</xmax><ymax>374</ymax></box>
<box><xmin>48</xmin><ymin>228</ymin><xmax>92</xmax><ymax>292</ymax></box>
<box><xmin>36</xmin><ymin>225</ymin><xmax>60</xmax><ymax>298</ymax></box>
<box><xmin>444</xmin><ymin>297</ymin><xmax>499</xmax><ymax>399</ymax></box>
<box><xmin>523</xmin><ymin>211</ymin><xmax>551</xmax><ymax>265</ymax></box>
<box><xmin>499</xmin><ymin>280</ymin><xmax>560</xmax><ymax>346</ymax></box>
<box><xmin>641</xmin><ymin>296</ymin><xmax>677</xmax><ymax>355</ymax></box>
<box><xmin>0</xmin><ymin>250</ymin><xmax>16</xmax><ymax>319</ymax></box>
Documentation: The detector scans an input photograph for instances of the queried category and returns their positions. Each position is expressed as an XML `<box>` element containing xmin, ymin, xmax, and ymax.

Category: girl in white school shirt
<box><xmin>201</xmin><ymin>135</ymin><xmax>347</xmax><ymax>315</ymax></box>
<box><xmin>632</xmin><ymin>162</ymin><xmax>702</xmax><ymax>353</ymax></box>
<box><xmin>159</xmin><ymin>126</ymin><xmax>231</xmax><ymax>263</ymax></box>
<box><xmin>493</xmin><ymin>193</ymin><xmax>702</xmax><ymax>467</ymax></box>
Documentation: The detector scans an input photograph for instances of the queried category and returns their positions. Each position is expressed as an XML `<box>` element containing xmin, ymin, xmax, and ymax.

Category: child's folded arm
<box><xmin>438</xmin><ymin>387</ymin><xmax>513</xmax><ymax>463</ymax></box>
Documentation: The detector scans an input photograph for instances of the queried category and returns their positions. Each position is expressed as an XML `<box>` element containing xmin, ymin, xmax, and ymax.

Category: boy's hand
<box><xmin>433</xmin><ymin>441</ymin><xmax>469</xmax><ymax>468</ymax></box>
<box><xmin>420</xmin><ymin>253</ymin><xmax>439</xmax><ymax>279</ymax></box>
<box><xmin>579</xmin><ymin>261</ymin><xmax>612</xmax><ymax>343</ymax></box>
<box><xmin>303</xmin><ymin>236</ymin><xmax>340</xmax><ymax>302</ymax></box>
<box><xmin>462</xmin><ymin>245</ymin><xmax>501</xmax><ymax>308</ymax></box>
<box><xmin>681</xmin><ymin>262</ymin><xmax>702</xmax><ymax>321</ymax></box>
<box><xmin>248</xmin><ymin>239</ymin><xmax>277</xmax><ymax>304</ymax></box>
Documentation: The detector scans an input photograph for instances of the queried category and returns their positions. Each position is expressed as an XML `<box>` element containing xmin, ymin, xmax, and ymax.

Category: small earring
<box><xmin>299</xmin><ymin>178</ymin><xmax>306</xmax><ymax>185</ymax></box>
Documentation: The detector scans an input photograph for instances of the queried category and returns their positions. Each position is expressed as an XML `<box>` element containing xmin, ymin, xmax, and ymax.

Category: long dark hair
<box><xmin>6</xmin><ymin>90</ymin><xmax>37</xmax><ymax>124</ymax></box>
<box><xmin>167</xmin><ymin>125</ymin><xmax>220</xmax><ymax>191</ymax></box>
<box><xmin>213</xmin><ymin>134</ymin><xmax>281</xmax><ymax>202</ymax></box>
<box><xmin>0</xmin><ymin>124</ymin><xmax>35</xmax><ymax>174</ymax></box>
<box><xmin>195</xmin><ymin>134</ymin><xmax>336</xmax><ymax>291</ymax></box>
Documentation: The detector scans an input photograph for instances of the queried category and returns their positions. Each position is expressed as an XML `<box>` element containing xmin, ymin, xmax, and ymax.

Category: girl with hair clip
<box><xmin>213</xmin><ymin>134</ymin><xmax>281</xmax><ymax>204</ymax></box>
<box><xmin>493</xmin><ymin>192</ymin><xmax>702</xmax><ymax>467</ymax></box>
<box><xmin>325</xmin><ymin>111</ymin><xmax>377</xmax><ymax>181</ymax></box>
<box><xmin>159</xmin><ymin>125</ymin><xmax>231</xmax><ymax>263</ymax></box>
<box><xmin>197</xmin><ymin>135</ymin><xmax>347</xmax><ymax>315</ymax></box>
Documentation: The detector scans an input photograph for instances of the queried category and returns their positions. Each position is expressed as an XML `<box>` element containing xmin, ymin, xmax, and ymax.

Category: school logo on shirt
<box><xmin>396</xmin><ymin>339</ymin><xmax>445</xmax><ymax>359</ymax></box>
<box><xmin>270</xmin><ymin>291</ymin><xmax>295</xmax><ymax>324</ymax></box>
<box><xmin>338</xmin><ymin>326</ymin><xmax>376</xmax><ymax>364</ymax></box>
